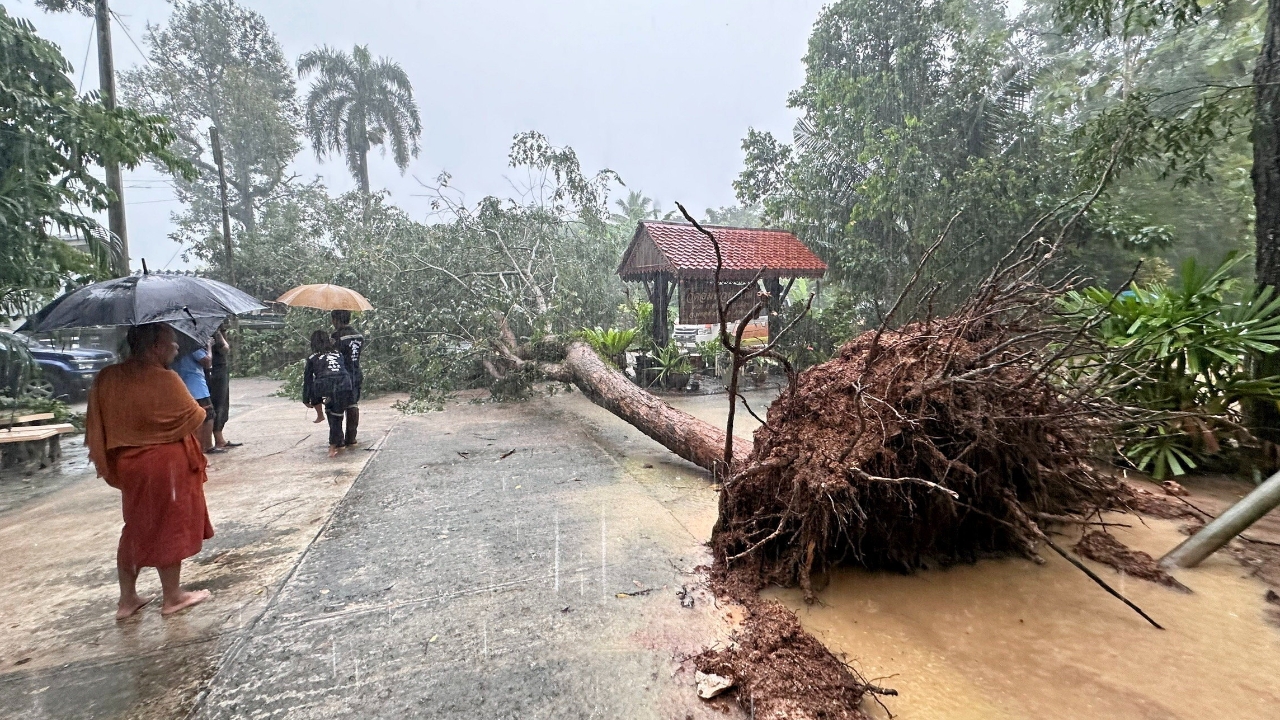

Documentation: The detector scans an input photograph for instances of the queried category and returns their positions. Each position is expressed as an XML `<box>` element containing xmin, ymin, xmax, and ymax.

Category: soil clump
<box><xmin>693</xmin><ymin>599</ymin><xmax>887</xmax><ymax>720</ymax></box>
<box><xmin>1074</xmin><ymin>529</ymin><xmax>1191</xmax><ymax>592</ymax></box>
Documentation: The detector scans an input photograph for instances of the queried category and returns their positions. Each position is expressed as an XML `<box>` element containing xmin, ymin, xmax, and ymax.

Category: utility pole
<box><xmin>209</xmin><ymin>126</ymin><xmax>235</xmax><ymax>285</ymax></box>
<box><xmin>94</xmin><ymin>0</ymin><xmax>129</xmax><ymax>276</ymax></box>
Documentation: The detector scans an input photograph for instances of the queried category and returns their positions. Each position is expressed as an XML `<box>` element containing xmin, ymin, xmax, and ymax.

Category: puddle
<box><xmin>765</xmin><ymin>515</ymin><xmax>1280</xmax><ymax>720</ymax></box>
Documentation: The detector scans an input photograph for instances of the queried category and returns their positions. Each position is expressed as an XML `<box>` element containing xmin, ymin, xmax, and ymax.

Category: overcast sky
<box><xmin>11</xmin><ymin>0</ymin><xmax>830</xmax><ymax>271</ymax></box>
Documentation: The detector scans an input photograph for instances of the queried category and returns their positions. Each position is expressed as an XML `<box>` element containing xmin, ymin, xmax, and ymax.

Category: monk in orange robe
<box><xmin>86</xmin><ymin>323</ymin><xmax>214</xmax><ymax>619</ymax></box>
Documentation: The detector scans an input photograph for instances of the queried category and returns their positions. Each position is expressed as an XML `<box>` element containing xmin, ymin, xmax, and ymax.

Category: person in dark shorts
<box><xmin>330</xmin><ymin>310</ymin><xmax>365</xmax><ymax>446</ymax></box>
<box><xmin>207</xmin><ymin>323</ymin><xmax>240</xmax><ymax>450</ymax></box>
<box><xmin>303</xmin><ymin>330</ymin><xmax>354</xmax><ymax>458</ymax></box>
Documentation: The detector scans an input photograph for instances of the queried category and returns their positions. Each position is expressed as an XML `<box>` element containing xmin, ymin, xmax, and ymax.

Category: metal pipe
<box><xmin>1160</xmin><ymin>470</ymin><xmax>1280</xmax><ymax>569</ymax></box>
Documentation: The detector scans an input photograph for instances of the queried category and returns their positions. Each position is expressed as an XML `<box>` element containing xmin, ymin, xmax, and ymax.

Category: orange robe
<box><xmin>86</xmin><ymin>360</ymin><xmax>213</xmax><ymax>569</ymax></box>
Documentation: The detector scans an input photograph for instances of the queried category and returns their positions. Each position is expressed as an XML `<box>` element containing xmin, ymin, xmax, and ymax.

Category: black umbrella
<box><xmin>170</xmin><ymin>315</ymin><xmax>228</xmax><ymax>355</ymax></box>
<box><xmin>19</xmin><ymin>274</ymin><xmax>264</xmax><ymax>334</ymax></box>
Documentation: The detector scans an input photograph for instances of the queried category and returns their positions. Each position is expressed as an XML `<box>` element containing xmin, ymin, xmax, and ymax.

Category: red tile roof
<box><xmin>617</xmin><ymin>221</ymin><xmax>827</xmax><ymax>282</ymax></box>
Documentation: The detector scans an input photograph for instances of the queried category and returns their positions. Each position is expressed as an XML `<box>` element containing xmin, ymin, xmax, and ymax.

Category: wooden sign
<box><xmin>678</xmin><ymin>280</ymin><xmax>760</xmax><ymax>325</ymax></box>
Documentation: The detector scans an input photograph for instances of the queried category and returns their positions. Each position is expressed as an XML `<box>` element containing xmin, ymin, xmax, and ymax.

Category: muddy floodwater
<box><xmin>767</xmin><ymin>515</ymin><xmax>1280</xmax><ymax>720</ymax></box>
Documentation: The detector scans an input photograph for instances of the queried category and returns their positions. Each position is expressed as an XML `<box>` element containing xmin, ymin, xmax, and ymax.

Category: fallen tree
<box><xmin>550</xmin><ymin>341</ymin><xmax>750</xmax><ymax>470</ymax></box>
<box><xmin>712</xmin><ymin>292</ymin><xmax>1117</xmax><ymax>595</ymax></box>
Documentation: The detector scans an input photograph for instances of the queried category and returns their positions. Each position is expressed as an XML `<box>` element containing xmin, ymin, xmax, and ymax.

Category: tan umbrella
<box><xmin>276</xmin><ymin>284</ymin><xmax>374</xmax><ymax>311</ymax></box>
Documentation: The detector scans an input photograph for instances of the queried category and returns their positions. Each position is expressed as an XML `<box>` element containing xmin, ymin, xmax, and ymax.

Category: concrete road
<box><xmin>0</xmin><ymin>379</ymin><xmax>403</xmax><ymax>719</ymax></box>
<box><xmin>0</xmin><ymin>381</ymin><xmax>750</xmax><ymax>719</ymax></box>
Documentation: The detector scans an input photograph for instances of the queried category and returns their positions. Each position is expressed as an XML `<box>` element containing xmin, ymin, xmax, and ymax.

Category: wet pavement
<box><xmin>194</xmin><ymin>398</ymin><xmax>735</xmax><ymax>719</ymax></box>
<box><xmin>0</xmin><ymin>379</ymin><xmax>403</xmax><ymax>719</ymax></box>
<box><xmin>0</xmin><ymin>381</ymin><xmax>754</xmax><ymax>719</ymax></box>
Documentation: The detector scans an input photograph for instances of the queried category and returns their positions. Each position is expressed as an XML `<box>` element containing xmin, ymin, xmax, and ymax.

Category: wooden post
<box><xmin>209</xmin><ymin>126</ymin><xmax>235</xmax><ymax>284</ymax></box>
<box><xmin>95</xmin><ymin>0</ymin><xmax>128</xmax><ymax>276</ymax></box>
<box><xmin>651</xmin><ymin>273</ymin><xmax>673</xmax><ymax>348</ymax></box>
<box><xmin>764</xmin><ymin>278</ymin><xmax>784</xmax><ymax>342</ymax></box>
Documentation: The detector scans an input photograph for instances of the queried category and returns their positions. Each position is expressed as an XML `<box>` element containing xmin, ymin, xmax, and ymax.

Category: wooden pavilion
<box><xmin>616</xmin><ymin>221</ymin><xmax>828</xmax><ymax>347</ymax></box>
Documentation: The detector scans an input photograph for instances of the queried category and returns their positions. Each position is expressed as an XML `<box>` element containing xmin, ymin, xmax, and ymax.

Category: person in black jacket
<box><xmin>303</xmin><ymin>330</ymin><xmax>354</xmax><ymax>457</ymax></box>
<box><xmin>331</xmin><ymin>310</ymin><xmax>365</xmax><ymax>446</ymax></box>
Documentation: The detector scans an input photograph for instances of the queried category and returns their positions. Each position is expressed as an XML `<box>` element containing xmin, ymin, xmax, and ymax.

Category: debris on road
<box><xmin>695</xmin><ymin>671</ymin><xmax>733</xmax><ymax>699</ymax></box>
<box><xmin>694</xmin><ymin>601</ymin><xmax>885</xmax><ymax>718</ymax></box>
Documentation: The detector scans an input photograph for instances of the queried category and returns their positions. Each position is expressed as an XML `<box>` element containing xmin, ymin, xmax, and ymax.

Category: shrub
<box><xmin>1061</xmin><ymin>254</ymin><xmax>1280</xmax><ymax>478</ymax></box>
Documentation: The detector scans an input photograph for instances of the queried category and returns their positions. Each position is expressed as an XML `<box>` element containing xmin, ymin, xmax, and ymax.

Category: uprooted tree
<box><xmin>492</xmin><ymin>206</ymin><xmax>1119</xmax><ymax>585</ymax></box>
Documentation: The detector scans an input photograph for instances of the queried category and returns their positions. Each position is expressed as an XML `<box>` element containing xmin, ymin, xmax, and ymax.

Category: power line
<box><xmin>160</xmin><ymin>245</ymin><xmax>183</xmax><ymax>271</ymax></box>
<box><xmin>109</xmin><ymin>10</ymin><xmax>150</xmax><ymax>66</ymax></box>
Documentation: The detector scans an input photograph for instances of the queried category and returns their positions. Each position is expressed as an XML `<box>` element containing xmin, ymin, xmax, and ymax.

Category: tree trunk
<box><xmin>549</xmin><ymin>341</ymin><xmax>749</xmax><ymax>474</ymax></box>
<box><xmin>358</xmin><ymin>149</ymin><xmax>371</xmax><ymax>195</ymax></box>
<box><xmin>1257</xmin><ymin>0</ymin><xmax>1280</xmax><ymax>287</ymax></box>
<box><xmin>1252</xmin><ymin>0</ymin><xmax>1280</xmax><ymax>448</ymax></box>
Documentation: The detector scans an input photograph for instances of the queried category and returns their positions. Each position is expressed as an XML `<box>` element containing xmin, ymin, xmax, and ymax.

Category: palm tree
<box><xmin>612</xmin><ymin>191</ymin><xmax>661</xmax><ymax>225</ymax></box>
<box><xmin>297</xmin><ymin>45</ymin><xmax>422</xmax><ymax>194</ymax></box>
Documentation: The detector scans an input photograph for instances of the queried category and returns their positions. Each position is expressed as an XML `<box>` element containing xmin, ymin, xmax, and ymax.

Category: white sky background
<box><xmin>10</xmin><ymin>0</ymin><xmax>831</xmax><ymax>272</ymax></box>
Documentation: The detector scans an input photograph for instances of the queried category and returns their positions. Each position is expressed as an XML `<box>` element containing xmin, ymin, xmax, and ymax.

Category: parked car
<box><xmin>0</xmin><ymin>333</ymin><xmax>39</xmax><ymax>398</ymax></box>
<box><xmin>10</xmin><ymin>333</ymin><xmax>116</xmax><ymax>401</ymax></box>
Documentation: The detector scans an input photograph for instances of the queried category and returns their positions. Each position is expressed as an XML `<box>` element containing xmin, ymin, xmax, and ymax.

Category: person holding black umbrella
<box><xmin>86</xmin><ymin>323</ymin><xmax>214</xmax><ymax>619</ymax></box>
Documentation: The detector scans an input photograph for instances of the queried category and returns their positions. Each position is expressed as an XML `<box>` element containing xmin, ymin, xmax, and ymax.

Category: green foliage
<box><xmin>737</xmin><ymin>0</ymin><xmax>1137</xmax><ymax>315</ymax></box>
<box><xmin>221</xmin><ymin>132</ymin><xmax>627</xmax><ymax>405</ymax></box>
<box><xmin>771</xmin><ymin>290</ymin><xmax>863</xmax><ymax>370</ymax></box>
<box><xmin>651</xmin><ymin>341</ymin><xmax>692</xmax><ymax>386</ymax></box>
<box><xmin>1061</xmin><ymin>254</ymin><xmax>1280</xmax><ymax>477</ymax></box>
<box><xmin>581</xmin><ymin>327</ymin><xmax>637</xmax><ymax>363</ymax></box>
<box><xmin>1030</xmin><ymin>0</ymin><xmax>1263</xmax><ymax>281</ymax></box>
<box><xmin>695</xmin><ymin>340</ymin><xmax>723</xmax><ymax>367</ymax></box>
<box><xmin>631</xmin><ymin>301</ymin><xmax>654</xmax><ymax>350</ymax></box>
<box><xmin>297</xmin><ymin>44</ymin><xmax>422</xmax><ymax>194</ymax></box>
<box><xmin>0</xmin><ymin>393</ymin><xmax>71</xmax><ymax>424</ymax></box>
<box><xmin>736</xmin><ymin>0</ymin><xmax>1264</xmax><ymax>321</ymax></box>
<box><xmin>0</xmin><ymin>8</ymin><xmax>189</xmax><ymax>314</ymax></box>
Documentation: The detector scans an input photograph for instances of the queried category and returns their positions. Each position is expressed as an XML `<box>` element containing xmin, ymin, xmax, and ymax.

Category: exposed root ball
<box><xmin>714</xmin><ymin>320</ymin><xmax>1115</xmax><ymax>594</ymax></box>
<box><xmin>693</xmin><ymin>601</ymin><xmax>875</xmax><ymax>720</ymax></box>
<box><xmin>1074</xmin><ymin>530</ymin><xmax>1190</xmax><ymax>592</ymax></box>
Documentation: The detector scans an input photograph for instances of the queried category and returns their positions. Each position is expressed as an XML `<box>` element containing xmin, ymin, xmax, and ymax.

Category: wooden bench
<box><xmin>0</xmin><ymin>423</ymin><xmax>76</xmax><ymax>470</ymax></box>
<box><xmin>0</xmin><ymin>412</ymin><xmax>56</xmax><ymax>427</ymax></box>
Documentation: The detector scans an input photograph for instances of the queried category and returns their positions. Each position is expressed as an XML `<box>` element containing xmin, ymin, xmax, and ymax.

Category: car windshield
<box><xmin>7</xmin><ymin>333</ymin><xmax>40</xmax><ymax>348</ymax></box>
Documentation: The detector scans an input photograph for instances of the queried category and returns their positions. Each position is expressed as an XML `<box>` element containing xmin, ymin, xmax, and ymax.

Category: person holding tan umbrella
<box><xmin>277</xmin><ymin>284</ymin><xmax>373</xmax><ymax>448</ymax></box>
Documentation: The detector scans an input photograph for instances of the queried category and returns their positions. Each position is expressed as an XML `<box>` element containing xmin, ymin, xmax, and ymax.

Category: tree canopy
<box><xmin>120</xmin><ymin>0</ymin><xmax>301</xmax><ymax>248</ymax></box>
<box><xmin>0</xmin><ymin>6</ymin><xmax>186</xmax><ymax>316</ymax></box>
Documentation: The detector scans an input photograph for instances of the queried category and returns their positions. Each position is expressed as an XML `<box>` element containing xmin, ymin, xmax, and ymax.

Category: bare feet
<box><xmin>115</xmin><ymin>594</ymin><xmax>154</xmax><ymax>620</ymax></box>
<box><xmin>313</xmin><ymin>411</ymin><xmax>324</xmax><ymax>424</ymax></box>
<box><xmin>161</xmin><ymin>589</ymin><xmax>211</xmax><ymax>616</ymax></box>
<box><xmin>327</xmin><ymin>445</ymin><xmax>341</xmax><ymax>458</ymax></box>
